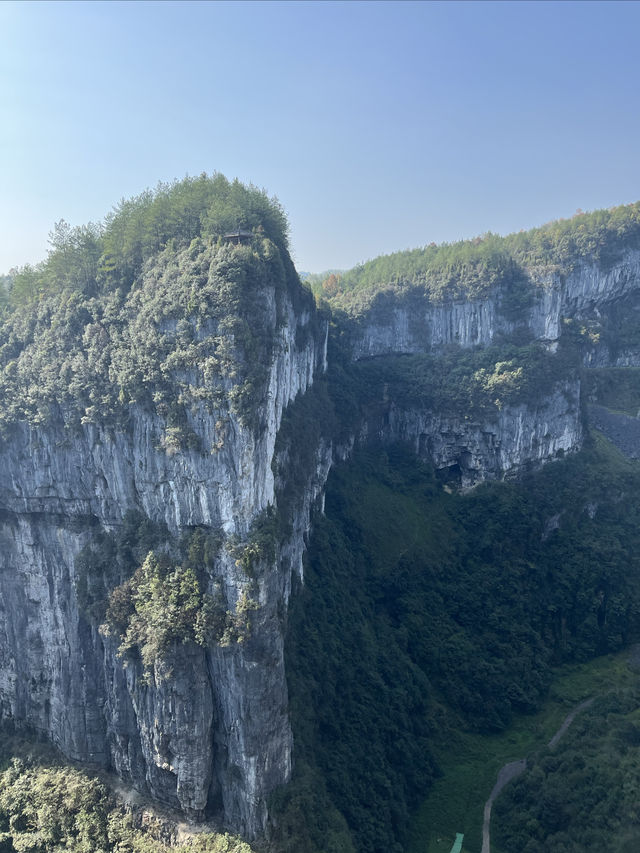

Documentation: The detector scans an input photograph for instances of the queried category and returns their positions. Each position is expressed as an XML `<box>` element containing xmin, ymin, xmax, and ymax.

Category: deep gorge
<box><xmin>2</xmin><ymin>181</ymin><xmax>640</xmax><ymax>852</ymax></box>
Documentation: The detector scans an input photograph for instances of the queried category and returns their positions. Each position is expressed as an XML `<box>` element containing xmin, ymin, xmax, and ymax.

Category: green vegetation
<box><xmin>0</xmin><ymin>175</ymin><xmax>308</xmax><ymax>434</ymax></box>
<box><xmin>304</xmin><ymin>270</ymin><xmax>345</xmax><ymax>299</ymax></box>
<box><xmin>328</xmin><ymin>242</ymin><xmax>533</xmax><ymax>319</ymax></box>
<box><xmin>410</xmin><ymin>651</ymin><xmax>638</xmax><ymax>853</ymax></box>
<box><xmin>321</xmin><ymin>202</ymin><xmax>640</xmax><ymax>317</ymax></box>
<box><xmin>566</xmin><ymin>291</ymin><xmax>640</xmax><ymax>364</ymax></box>
<box><xmin>75</xmin><ymin>510</ymin><xmax>169</xmax><ymax>624</ymax></box>
<box><xmin>5</xmin><ymin>179</ymin><xmax>640</xmax><ymax>852</ymax></box>
<box><xmin>100</xmin><ymin>174</ymin><xmax>289</xmax><ymax>293</ymax></box>
<box><xmin>278</xmin><ymin>434</ymin><xmax>640</xmax><ymax>853</ymax></box>
<box><xmin>100</xmin><ymin>527</ymin><xmax>263</xmax><ymax>676</ymax></box>
<box><xmin>584</xmin><ymin>367</ymin><xmax>640</xmax><ymax>415</ymax></box>
<box><xmin>3</xmin><ymin>175</ymin><xmax>289</xmax><ymax>307</ymax></box>
<box><xmin>493</xmin><ymin>659</ymin><xmax>640</xmax><ymax>853</ymax></box>
<box><xmin>78</xmin><ymin>519</ymin><xmax>260</xmax><ymax>677</ymax></box>
<box><xmin>0</xmin><ymin>731</ymin><xmax>254</xmax><ymax>853</ymax></box>
<box><xmin>102</xmin><ymin>551</ymin><xmax>224</xmax><ymax>675</ymax></box>
<box><xmin>352</xmin><ymin>341</ymin><xmax>578</xmax><ymax>418</ymax></box>
<box><xmin>505</xmin><ymin>202</ymin><xmax>640</xmax><ymax>269</ymax></box>
<box><xmin>0</xmin><ymin>239</ymin><xmax>290</xmax><ymax>433</ymax></box>
<box><xmin>226</xmin><ymin>506</ymin><xmax>284</xmax><ymax>580</ymax></box>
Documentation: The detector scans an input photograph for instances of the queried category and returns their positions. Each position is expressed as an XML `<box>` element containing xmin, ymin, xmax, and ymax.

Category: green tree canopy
<box><xmin>3</xmin><ymin>172</ymin><xmax>290</xmax><ymax>308</ymax></box>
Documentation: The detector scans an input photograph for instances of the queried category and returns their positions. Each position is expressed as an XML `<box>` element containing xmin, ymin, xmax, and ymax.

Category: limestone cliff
<box><xmin>0</xmin><ymin>240</ymin><xmax>327</xmax><ymax>838</ymax></box>
<box><xmin>351</xmin><ymin>249</ymin><xmax>640</xmax><ymax>358</ymax></box>
<box><xmin>2</xmin><ymin>225</ymin><xmax>640</xmax><ymax>843</ymax></box>
<box><xmin>345</xmin><ymin>250</ymin><xmax>640</xmax><ymax>484</ymax></box>
<box><xmin>360</xmin><ymin>379</ymin><xmax>581</xmax><ymax>489</ymax></box>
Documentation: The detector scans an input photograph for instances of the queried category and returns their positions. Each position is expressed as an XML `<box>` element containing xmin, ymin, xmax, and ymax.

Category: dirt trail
<box><xmin>481</xmin><ymin>697</ymin><xmax>594</xmax><ymax>853</ymax></box>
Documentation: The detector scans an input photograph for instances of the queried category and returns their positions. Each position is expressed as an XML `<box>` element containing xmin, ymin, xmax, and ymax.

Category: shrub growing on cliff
<box><xmin>102</xmin><ymin>527</ymin><xmax>261</xmax><ymax>675</ymax></box>
<box><xmin>75</xmin><ymin>510</ymin><xmax>169</xmax><ymax>623</ymax></box>
<box><xmin>103</xmin><ymin>552</ymin><xmax>226</xmax><ymax>673</ymax></box>
<box><xmin>346</xmin><ymin>341</ymin><xmax>578</xmax><ymax>420</ymax></box>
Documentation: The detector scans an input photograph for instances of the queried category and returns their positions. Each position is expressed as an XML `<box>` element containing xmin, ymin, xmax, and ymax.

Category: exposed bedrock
<box><xmin>1</xmin><ymin>249</ymin><xmax>639</xmax><ymax>837</ymax></box>
<box><xmin>0</xmin><ymin>282</ymin><xmax>327</xmax><ymax>838</ymax></box>
<box><xmin>351</xmin><ymin>250</ymin><xmax>640</xmax><ymax>359</ymax></box>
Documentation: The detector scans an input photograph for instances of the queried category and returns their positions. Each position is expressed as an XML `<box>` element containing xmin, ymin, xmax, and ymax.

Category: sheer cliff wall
<box><xmin>1</xmin><ymin>246</ymin><xmax>640</xmax><ymax>837</ymax></box>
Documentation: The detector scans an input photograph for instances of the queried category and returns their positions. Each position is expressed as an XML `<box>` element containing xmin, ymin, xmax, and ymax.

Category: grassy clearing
<box><xmin>407</xmin><ymin>649</ymin><xmax>636</xmax><ymax>853</ymax></box>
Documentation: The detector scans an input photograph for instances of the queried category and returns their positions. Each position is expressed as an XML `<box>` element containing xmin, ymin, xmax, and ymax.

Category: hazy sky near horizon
<box><xmin>2</xmin><ymin>0</ymin><xmax>640</xmax><ymax>274</ymax></box>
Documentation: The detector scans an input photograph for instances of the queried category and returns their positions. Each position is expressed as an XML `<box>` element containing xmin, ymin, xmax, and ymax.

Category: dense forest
<box><xmin>0</xmin><ymin>175</ymin><xmax>311</xmax><ymax>436</ymax></box>
<box><xmin>3</xmin><ymin>179</ymin><xmax>640</xmax><ymax>853</ymax></box>
<box><xmin>309</xmin><ymin>202</ymin><xmax>640</xmax><ymax>317</ymax></box>
<box><xmin>493</xmin><ymin>672</ymin><xmax>640</xmax><ymax>853</ymax></box>
<box><xmin>271</xmin><ymin>432</ymin><xmax>640</xmax><ymax>853</ymax></box>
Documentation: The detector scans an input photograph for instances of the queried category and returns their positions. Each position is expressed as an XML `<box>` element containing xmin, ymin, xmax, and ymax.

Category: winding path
<box><xmin>480</xmin><ymin>698</ymin><xmax>594</xmax><ymax>853</ymax></box>
<box><xmin>547</xmin><ymin>697</ymin><xmax>594</xmax><ymax>749</ymax></box>
<box><xmin>480</xmin><ymin>759</ymin><xmax>527</xmax><ymax>853</ymax></box>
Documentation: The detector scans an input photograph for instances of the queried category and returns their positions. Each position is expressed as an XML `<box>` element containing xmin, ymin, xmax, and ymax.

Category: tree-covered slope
<box><xmin>275</xmin><ymin>435</ymin><xmax>640</xmax><ymax>853</ymax></box>
<box><xmin>4</xmin><ymin>174</ymin><xmax>290</xmax><ymax>305</ymax></box>
<box><xmin>0</xmin><ymin>175</ymin><xmax>313</xmax><ymax>435</ymax></box>
<box><xmin>0</xmin><ymin>731</ymin><xmax>255</xmax><ymax>853</ymax></box>
<box><xmin>493</xmin><ymin>678</ymin><xmax>640</xmax><ymax>853</ymax></box>
<box><xmin>312</xmin><ymin>202</ymin><xmax>640</xmax><ymax>316</ymax></box>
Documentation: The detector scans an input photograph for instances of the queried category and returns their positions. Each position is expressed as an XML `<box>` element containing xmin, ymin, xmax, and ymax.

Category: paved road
<box><xmin>547</xmin><ymin>698</ymin><xmax>594</xmax><ymax>749</ymax></box>
<box><xmin>481</xmin><ymin>697</ymin><xmax>594</xmax><ymax>853</ymax></box>
<box><xmin>480</xmin><ymin>759</ymin><xmax>527</xmax><ymax>853</ymax></box>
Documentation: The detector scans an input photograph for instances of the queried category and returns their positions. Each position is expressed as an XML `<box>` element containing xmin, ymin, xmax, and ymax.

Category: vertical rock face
<box><xmin>1</xmin><ymin>236</ymin><xmax>640</xmax><ymax>841</ymax></box>
<box><xmin>0</xmin><ymin>254</ymin><xmax>328</xmax><ymax>838</ymax></box>
<box><xmin>346</xmin><ymin>251</ymin><xmax>640</xmax><ymax>484</ymax></box>
<box><xmin>562</xmin><ymin>250</ymin><xmax>640</xmax><ymax>314</ymax></box>
<box><xmin>361</xmin><ymin>379</ymin><xmax>582</xmax><ymax>488</ymax></box>
<box><xmin>351</xmin><ymin>298</ymin><xmax>506</xmax><ymax>358</ymax></box>
<box><xmin>350</xmin><ymin>250</ymin><xmax>640</xmax><ymax>357</ymax></box>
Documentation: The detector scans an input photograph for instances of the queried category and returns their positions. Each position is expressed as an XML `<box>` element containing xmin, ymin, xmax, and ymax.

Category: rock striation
<box><xmin>363</xmin><ymin>379</ymin><xmax>581</xmax><ymax>488</ymax></box>
<box><xmin>0</xmin><ymin>255</ymin><xmax>327</xmax><ymax>838</ymax></box>
<box><xmin>1</xmin><ymin>242</ymin><xmax>640</xmax><ymax>839</ymax></box>
<box><xmin>347</xmin><ymin>250</ymin><xmax>640</xmax><ymax>485</ymax></box>
<box><xmin>351</xmin><ymin>249</ymin><xmax>640</xmax><ymax>358</ymax></box>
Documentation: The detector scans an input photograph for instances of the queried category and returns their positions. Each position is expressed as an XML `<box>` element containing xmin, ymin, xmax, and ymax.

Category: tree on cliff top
<box><xmin>3</xmin><ymin>173</ymin><xmax>290</xmax><ymax>306</ymax></box>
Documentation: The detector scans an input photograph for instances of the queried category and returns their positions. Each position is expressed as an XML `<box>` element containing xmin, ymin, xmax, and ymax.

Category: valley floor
<box><xmin>408</xmin><ymin>648</ymin><xmax>640</xmax><ymax>853</ymax></box>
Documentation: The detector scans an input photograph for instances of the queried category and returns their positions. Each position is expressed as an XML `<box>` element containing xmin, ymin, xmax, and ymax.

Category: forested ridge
<box><xmin>310</xmin><ymin>202</ymin><xmax>640</xmax><ymax>316</ymax></box>
<box><xmin>2</xmin><ymin>173</ymin><xmax>290</xmax><ymax>308</ymax></box>
<box><xmin>0</xmin><ymin>175</ymin><xmax>311</xmax><ymax>435</ymax></box>
<box><xmin>1</xmin><ymin>188</ymin><xmax>638</xmax><ymax>436</ymax></box>
<box><xmin>3</xmin><ymin>181</ymin><xmax>640</xmax><ymax>853</ymax></box>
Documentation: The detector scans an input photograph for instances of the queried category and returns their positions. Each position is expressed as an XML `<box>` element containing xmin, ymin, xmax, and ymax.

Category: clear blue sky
<box><xmin>2</xmin><ymin>0</ymin><xmax>640</xmax><ymax>274</ymax></box>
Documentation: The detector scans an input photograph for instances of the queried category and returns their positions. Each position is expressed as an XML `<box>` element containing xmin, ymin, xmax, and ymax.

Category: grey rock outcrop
<box><xmin>1</xmin><ymin>242</ymin><xmax>640</xmax><ymax>841</ymax></box>
<box><xmin>362</xmin><ymin>379</ymin><xmax>581</xmax><ymax>488</ymax></box>
<box><xmin>347</xmin><ymin>250</ymin><xmax>640</xmax><ymax>483</ymax></box>
<box><xmin>0</xmin><ymin>269</ymin><xmax>327</xmax><ymax>838</ymax></box>
<box><xmin>351</xmin><ymin>249</ymin><xmax>640</xmax><ymax>358</ymax></box>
